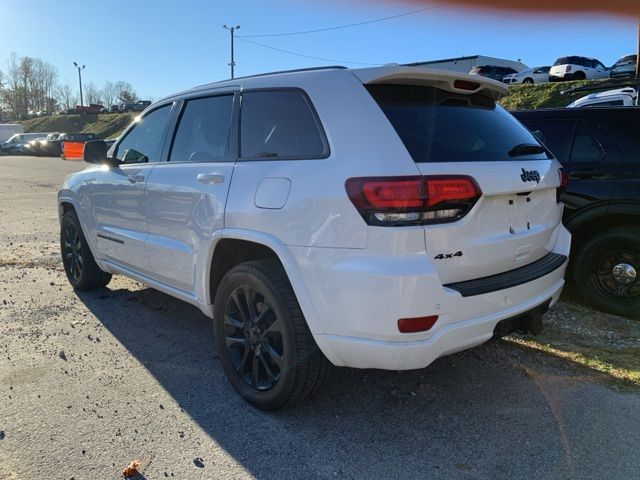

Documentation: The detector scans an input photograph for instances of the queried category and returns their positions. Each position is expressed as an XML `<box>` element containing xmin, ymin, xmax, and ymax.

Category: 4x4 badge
<box><xmin>520</xmin><ymin>168</ymin><xmax>540</xmax><ymax>183</ymax></box>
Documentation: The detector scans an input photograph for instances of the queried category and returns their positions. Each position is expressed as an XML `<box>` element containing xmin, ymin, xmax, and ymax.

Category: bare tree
<box><xmin>84</xmin><ymin>82</ymin><xmax>102</xmax><ymax>105</ymax></box>
<box><xmin>114</xmin><ymin>81</ymin><xmax>137</xmax><ymax>103</ymax></box>
<box><xmin>56</xmin><ymin>83</ymin><xmax>77</xmax><ymax>111</ymax></box>
<box><xmin>101</xmin><ymin>80</ymin><xmax>117</xmax><ymax>107</ymax></box>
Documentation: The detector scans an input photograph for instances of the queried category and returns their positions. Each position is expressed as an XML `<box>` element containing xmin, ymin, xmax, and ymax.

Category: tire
<box><xmin>213</xmin><ymin>259</ymin><xmax>329</xmax><ymax>410</ymax></box>
<box><xmin>573</xmin><ymin>71</ymin><xmax>586</xmax><ymax>80</ymax></box>
<box><xmin>523</xmin><ymin>78</ymin><xmax>534</xmax><ymax>84</ymax></box>
<box><xmin>573</xmin><ymin>227</ymin><xmax>640</xmax><ymax>319</ymax></box>
<box><xmin>60</xmin><ymin>211</ymin><xmax>111</xmax><ymax>291</ymax></box>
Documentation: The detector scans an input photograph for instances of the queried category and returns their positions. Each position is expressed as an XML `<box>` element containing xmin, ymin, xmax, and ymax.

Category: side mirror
<box><xmin>83</xmin><ymin>140</ymin><xmax>119</xmax><ymax>166</ymax></box>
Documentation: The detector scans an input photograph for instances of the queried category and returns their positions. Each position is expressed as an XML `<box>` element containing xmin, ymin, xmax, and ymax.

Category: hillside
<box><xmin>16</xmin><ymin>80</ymin><xmax>603</xmax><ymax>139</ymax></box>
<box><xmin>21</xmin><ymin>113</ymin><xmax>135</xmax><ymax>139</ymax></box>
<box><xmin>499</xmin><ymin>79</ymin><xmax>596</xmax><ymax>110</ymax></box>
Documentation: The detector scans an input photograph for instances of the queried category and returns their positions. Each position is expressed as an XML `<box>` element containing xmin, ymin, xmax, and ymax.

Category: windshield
<box><xmin>366</xmin><ymin>84</ymin><xmax>549</xmax><ymax>163</ymax></box>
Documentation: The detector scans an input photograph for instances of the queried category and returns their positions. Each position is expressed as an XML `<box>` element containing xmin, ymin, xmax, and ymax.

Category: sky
<box><xmin>0</xmin><ymin>0</ymin><xmax>636</xmax><ymax>101</ymax></box>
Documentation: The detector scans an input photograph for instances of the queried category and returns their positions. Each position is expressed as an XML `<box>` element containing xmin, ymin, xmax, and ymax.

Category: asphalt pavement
<box><xmin>1</xmin><ymin>156</ymin><xmax>639</xmax><ymax>480</ymax></box>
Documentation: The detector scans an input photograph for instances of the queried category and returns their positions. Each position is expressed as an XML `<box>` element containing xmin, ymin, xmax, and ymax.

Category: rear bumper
<box><xmin>290</xmin><ymin>225</ymin><xmax>570</xmax><ymax>370</ymax></box>
<box><xmin>314</xmin><ymin>274</ymin><xmax>564</xmax><ymax>370</ymax></box>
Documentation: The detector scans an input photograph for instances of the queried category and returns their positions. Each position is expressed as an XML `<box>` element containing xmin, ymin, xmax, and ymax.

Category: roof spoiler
<box><xmin>351</xmin><ymin>66</ymin><xmax>510</xmax><ymax>101</ymax></box>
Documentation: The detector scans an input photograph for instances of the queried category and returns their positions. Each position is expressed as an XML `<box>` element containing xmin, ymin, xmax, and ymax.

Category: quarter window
<box><xmin>570</xmin><ymin>123</ymin><xmax>604</xmax><ymax>163</ymax></box>
<box><xmin>240</xmin><ymin>90</ymin><xmax>328</xmax><ymax>159</ymax></box>
<box><xmin>115</xmin><ymin>104</ymin><xmax>172</xmax><ymax>163</ymax></box>
<box><xmin>520</xmin><ymin>119</ymin><xmax>576</xmax><ymax>164</ymax></box>
<box><xmin>169</xmin><ymin>95</ymin><xmax>234</xmax><ymax>162</ymax></box>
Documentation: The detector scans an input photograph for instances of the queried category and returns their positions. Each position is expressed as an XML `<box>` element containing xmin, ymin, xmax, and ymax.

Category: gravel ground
<box><xmin>1</xmin><ymin>156</ymin><xmax>640</xmax><ymax>480</ymax></box>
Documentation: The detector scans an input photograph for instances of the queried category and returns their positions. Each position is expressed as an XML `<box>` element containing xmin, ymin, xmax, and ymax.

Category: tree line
<box><xmin>0</xmin><ymin>53</ymin><xmax>140</xmax><ymax>119</ymax></box>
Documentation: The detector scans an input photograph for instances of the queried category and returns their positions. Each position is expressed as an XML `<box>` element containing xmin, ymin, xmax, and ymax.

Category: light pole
<box><xmin>223</xmin><ymin>24</ymin><xmax>240</xmax><ymax>79</ymax></box>
<box><xmin>73</xmin><ymin>62</ymin><xmax>85</xmax><ymax>108</ymax></box>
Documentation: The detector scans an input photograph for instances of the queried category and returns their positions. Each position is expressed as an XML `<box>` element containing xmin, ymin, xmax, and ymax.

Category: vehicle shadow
<box><xmin>76</xmin><ymin>286</ymin><xmax>638</xmax><ymax>480</ymax></box>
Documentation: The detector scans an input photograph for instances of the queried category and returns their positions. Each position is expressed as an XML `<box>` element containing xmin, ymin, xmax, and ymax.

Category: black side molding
<box><xmin>444</xmin><ymin>253</ymin><xmax>567</xmax><ymax>297</ymax></box>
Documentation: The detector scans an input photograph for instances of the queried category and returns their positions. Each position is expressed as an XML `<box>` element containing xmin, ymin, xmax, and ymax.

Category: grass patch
<box><xmin>499</xmin><ymin>79</ymin><xmax>604</xmax><ymax>110</ymax></box>
<box><xmin>506</xmin><ymin>301</ymin><xmax>640</xmax><ymax>388</ymax></box>
<box><xmin>20</xmin><ymin>113</ymin><xmax>135</xmax><ymax>139</ymax></box>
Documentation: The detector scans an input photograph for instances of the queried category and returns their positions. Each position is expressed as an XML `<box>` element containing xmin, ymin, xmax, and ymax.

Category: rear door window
<box><xmin>240</xmin><ymin>90</ymin><xmax>328</xmax><ymax>160</ymax></box>
<box><xmin>366</xmin><ymin>84</ymin><xmax>549</xmax><ymax>163</ymax></box>
<box><xmin>169</xmin><ymin>95</ymin><xmax>234</xmax><ymax>162</ymax></box>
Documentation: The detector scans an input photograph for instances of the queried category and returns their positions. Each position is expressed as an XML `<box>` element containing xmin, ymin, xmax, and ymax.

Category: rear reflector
<box><xmin>453</xmin><ymin>79</ymin><xmax>480</xmax><ymax>91</ymax></box>
<box><xmin>398</xmin><ymin>315</ymin><xmax>439</xmax><ymax>333</ymax></box>
<box><xmin>557</xmin><ymin>168</ymin><xmax>569</xmax><ymax>203</ymax></box>
<box><xmin>346</xmin><ymin>175</ymin><xmax>481</xmax><ymax>226</ymax></box>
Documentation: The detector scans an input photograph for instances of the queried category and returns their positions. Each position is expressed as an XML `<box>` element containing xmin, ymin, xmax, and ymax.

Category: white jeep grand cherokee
<box><xmin>58</xmin><ymin>66</ymin><xmax>570</xmax><ymax>409</ymax></box>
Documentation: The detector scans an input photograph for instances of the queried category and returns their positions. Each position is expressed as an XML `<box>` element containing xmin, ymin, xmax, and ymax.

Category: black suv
<box><xmin>513</xmin><ymin>107</ymin><xmax>639</xmax><ymax>318</ymax></box>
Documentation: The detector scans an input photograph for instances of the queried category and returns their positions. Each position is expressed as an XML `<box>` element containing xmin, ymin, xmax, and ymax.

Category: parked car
<box><xmin>42</xmin><ymin>132</ymin><xmax>98</xmax><ymax>157</ymax></box>
<box><xmin>74</xmin><ymin>104</ymin><xmax>105</xmax><ymax>114</ymax></box>
<box><xmin>549</xmin><ymin>56</ymin><xmax>610</xmax><ymax>81</ymax></box>
<box><xmin>503</xmin><ymin>66</ymin><xmax>551</xmax><ymax>85</ymax></box>
<box><xmin>567</xmin><ymin>87</ymin><xmax>637</xmax><ymax>108</ymax></box>
<box><xmin>119</xmin><ymin>100</ymin><xmax>151</xmax><ymax>113</ymax></box>
<box><xmin>610</xmin><ymin>54</ymin><xmax>637</xmax><ymax>78</ymax></box>
<box><xmin>59</xmin><ymin>65</ymin><xmax>569</xmax><ymax>409</ymax></box>
<box><xmin>469</xmin><ymin>65</ymin><xmax>520</xmax><ymax>81</ymax></box>
<box><xmin>26</xmin><ymin>136</ymin><xmax>49</xmax><ymax>155</ymax></box>
<box><xmin>110</xmin><ymin>104</ymin><xmax>122</xmax><ymax>113</ymax></box>
<box><xmin>1</xmin><ymin>132</ymin><xmax>52</xmax><ymax>155</ymax></box>
<box><xmin>37</xmin><ymin>132</ymin><xmax>64</xmax><ymax>156</ymax></box>
<box><xmin>513</xmin><ymin>107</ymin><xmax>640</xmax><ymax>318</ymax></box>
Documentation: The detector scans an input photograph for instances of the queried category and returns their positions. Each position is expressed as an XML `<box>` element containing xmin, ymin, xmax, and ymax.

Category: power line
<box><xmin>237</xmin><ymin>5</ymin><xmax>442</xmax><ymax>38</ymax></box>
<box><xmin>237</xmin><ymin>37</ymin><xmax>381</xmax><ymax>66</ymax></box>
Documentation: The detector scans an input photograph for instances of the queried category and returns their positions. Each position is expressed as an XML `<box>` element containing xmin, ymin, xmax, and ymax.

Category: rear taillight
<box><xmin>345</xmin><ymin>175</ymin><xmax>481</xmax><ymax>226</ymax></box>
<box><xmin>557</xmin><ymin>168</ymin><xmax>569</xmax><ymax>203</ymax></box>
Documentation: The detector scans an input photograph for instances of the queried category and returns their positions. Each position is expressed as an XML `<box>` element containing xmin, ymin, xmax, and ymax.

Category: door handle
<box><xmin>127</xmin><ymin>174</ymin><xmax>145</xmax><ymax>183</ymax></box>
<box><xmin>197</xmin><ymin>173</ymin><xmax>225</xmax><ymax>184</ymax></box>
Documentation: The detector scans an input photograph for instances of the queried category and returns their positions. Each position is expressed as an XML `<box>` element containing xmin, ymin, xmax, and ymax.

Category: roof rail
<box><xmin>193</xmin><ymin>65</ymin><xmax>348</xmax><ymax>89</ymax></box>
<box><xmin>560</xmin><ymin>76</ymin><xmax>640</xmax><ymax>96</ymax></box>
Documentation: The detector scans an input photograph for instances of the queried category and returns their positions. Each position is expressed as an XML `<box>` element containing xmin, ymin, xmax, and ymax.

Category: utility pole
<box><xmin>636</xmin><ymin>21</ymin><xmax>640</xmax><ymax>76</ymax></box>
<box><xmin>223</xmin><ymin>24</ymin><xmax>240</xmax><ymax>79</ymax></box>
<box><xmin>73</xmin><ymin>61</ymin><xmax>85</xmax><ymax>108</ymax></box>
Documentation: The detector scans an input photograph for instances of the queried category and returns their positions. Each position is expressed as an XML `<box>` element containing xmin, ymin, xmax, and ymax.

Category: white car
<box><xmin>503</xmin><ymin>66</ymin><xmax>551</xmax><ymax>85</ymax></box>
<box><xmin>58</xmin><ymin>66</ymin><xmax>570</xmax><ymax>409</ymax></box>
<box><xmin>567</xmin><ymin>87</ymin><xmax>637</xmax><ymax>108</ymax></box>
<box><xmin>550</xmin><ymin>56</ymin><xmax>610</xmax><ymax>82</ymax></box>
<box><xmin>610</xmin><ymin>54</ymin><xmax>637</xmax><ymax>78</ymax></box>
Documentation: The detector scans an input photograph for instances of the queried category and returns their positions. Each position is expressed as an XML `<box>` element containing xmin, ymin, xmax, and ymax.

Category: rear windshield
<box><xmin>554</xmin><ymin>56</ymin><xmax>586</xmax><ymax>66</ymax></box>
<box><xmin>366</xmin><ymin>84</ymin><xmax>549</xmax><ymax>163</ymax></box>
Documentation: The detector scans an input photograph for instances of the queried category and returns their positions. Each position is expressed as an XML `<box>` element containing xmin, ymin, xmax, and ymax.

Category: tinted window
<box><xmin>570</xmin><ymin>123</ymin><xmax>604</xmax><ymax>163</ymax></box>
<box><xmin>115</xmin><ymin>105</ymin><xmax>172</xmax><ymax>163</ymax></box>
<box><xmin>240</xmin><ymin>90</ymin><xmax>328</xmax><ymax>159</ymax></box>
<box><xmin>169</xmin><ymin>95</ymin><xmax>233</xmax><ymax>162</ymax></box>
<box><xmin>367</xmin><ymin>85</ymin><xmax>549</xmax><ymax>163</ymax></box>
<box><xmin>586</xmin><ymin>100</ymin><xmax>625</xmax><ymax>107</ymax></box>
<box><xmin>520</xmin><ymin>119</ymin><xmax>576</xmax><ymax>164</ymax></box>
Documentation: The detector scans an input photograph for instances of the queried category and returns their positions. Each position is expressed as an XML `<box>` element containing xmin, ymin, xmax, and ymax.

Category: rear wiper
<box><xmin>508</xmin><ymin>143</ymin><xmax>546</xmax><ymax>157</ymax></box>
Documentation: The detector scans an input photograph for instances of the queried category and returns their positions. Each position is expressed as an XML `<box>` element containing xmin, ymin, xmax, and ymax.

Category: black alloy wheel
<box><xmin>223</xmin><ymin>285</ymin><xmax>284</xmax><ymax>391</ymax></box>
<box><xmin>60</xmin><ymin>211</ymin><xmax>111</xmax><ymax>291</ymax></box>
<box><xmin>62</xmin><ymin>222</ymin><xmax>83</xmax><ymax>282</ymax></box>
<box><xmin>214</xmin><ymin>260</ymin><xmax>329</xmax><ymax>410</ymax></box>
